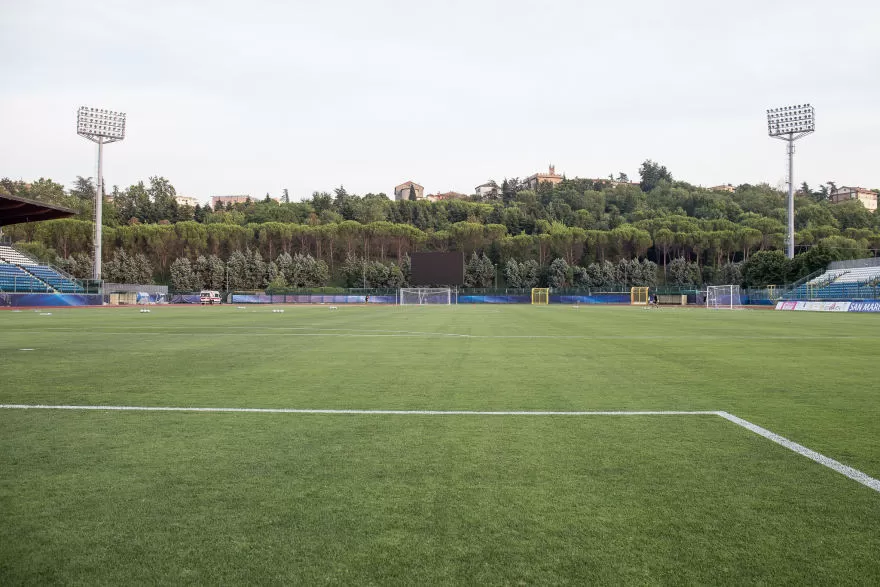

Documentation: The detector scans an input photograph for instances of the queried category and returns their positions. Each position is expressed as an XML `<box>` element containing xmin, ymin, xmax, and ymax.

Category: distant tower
<box><xmin>549</xmin><ymin>164</ymin><xmax>555</xmax><ymax>175</ymax></box>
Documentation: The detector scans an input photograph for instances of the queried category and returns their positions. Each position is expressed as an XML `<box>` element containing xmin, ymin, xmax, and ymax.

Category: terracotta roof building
<box><xmin>426</xmin><ymin>191</ymin><xmax>468</xmax><ymax>202</ymax></box>
<box><xmin>831</xmin><ymin>186</ymin><xmax>878</xmax><ymax>212</ymax></box>
<box><xmin>394</xmin><ymin>181</ymin><xmax>424</xmax><ymax>201</ymax></box>
<box><xmin>524</xmin><ymin>165</ymin><xmax>563</xmax><ymax>191</ymax></box>
<box><xmin>211</xmin><ymin>195</ymin><xmax>252</xmax><ymax>208</ymax></box>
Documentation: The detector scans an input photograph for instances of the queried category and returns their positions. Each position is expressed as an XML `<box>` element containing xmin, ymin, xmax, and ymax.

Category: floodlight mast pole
<box><xmin>767</xmin><ymin>104</ymin><xmax>814</xmax><ymax>260</ymax></box>
<box><xmin>77</xmin><ymin>106</ymin><xmax>125</xmax><ymax>281</ymax></box>
<box><xmin>787</xmin><ymin>135</ymin><xmax>794</xmax><ymax>258</ymax></box>
<box><xmin>94</xmin><ymin>137</ymin><xmax>104</xmax><ymax>280</ymax></box>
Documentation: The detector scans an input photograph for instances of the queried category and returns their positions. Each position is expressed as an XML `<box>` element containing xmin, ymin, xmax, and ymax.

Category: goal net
<box><xmin>531</xmin><ymin>288</ymin><xmax>549</xmax><ymax>305</ymax></box>
<box><xmin>630</xmin><ymin>286</ymin><xmax>649</xmax><ymax>305</ymax></box>
<box><xmin>399</xmin><ymin>288</ymin><xmax>452</xmax><ymax>305</ymax></box>
<box><xmin>706</xmin><ymin>285</ymin><xmax>743</xmax><ymax>309</ymax></box>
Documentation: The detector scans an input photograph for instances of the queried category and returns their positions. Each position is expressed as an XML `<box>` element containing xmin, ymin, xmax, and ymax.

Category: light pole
<box><xmin>77</xmin><ymin>106</ymin><xmax>126</xmax><ymax>280</ymax></box>
<box><xmin>767</xmin><ymin>104</ymin><xmax>814</xmax><ymax>259</ymax></box>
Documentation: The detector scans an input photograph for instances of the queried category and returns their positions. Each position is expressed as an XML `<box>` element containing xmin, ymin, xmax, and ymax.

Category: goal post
<box><xmin>531</xmin><ymin>288</ymin><xmax>549</xmax><ymax>305</ymax></box>
<box><xmin>706</xmin><ymin>285</ymin><xmax>743</xmax><ymax>310</ymax></box>
<box><xmin>399</xmin><ymin>287</ymin><xmax>452</xmax><ymax>305</ymax></box>
<box><xmin>630</xmin><ymin>286</ymin><xmax>649</xmax><ymax>305</ymax></box>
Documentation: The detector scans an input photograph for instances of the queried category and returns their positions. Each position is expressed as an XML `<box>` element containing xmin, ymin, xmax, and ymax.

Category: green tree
<box><xmin>742</xmin><ymin>250</ymin><xmax>790</xmax><ymax>287</ymax></box>
<box><xmin>103</xmin><ymin>250</ymin><xmax>153</xmax><ymax>284</ymax></box>
<box><xmin>667</xmin><ymin>257</ymin><xmax>700</xmax><ymax>286</ymax></box>
<box><xmin>170</xmin><ymin>257</ymin><xmax>199</xmax><ymax>291</ymax></box>
<box><xmin>464</xmin><ymin>252</ymin><xmax>495</xmax><ymax>287</ymax></box>
<box><xmin>246</xmin><ymin>249</ymin><xmax>267</xmax><ymax>289</ymax></box>
<box><xmin>207</xmin><ymin>255</ymin><xmax>226</xmax><ymax>290</ymax></box>
<box><xmin>830</xmin><ymin>200</ymin><xmax>873</xmax><ymax>230</ymax></box>
<box><xmin>639</xmin><ymin>160</ymin><xmax>673</xmax><ymax>192</ymax></box>
<box><xmin>503</xmin><ymin>259</ymin><xmax>522</xmax><ymax>287</ymax></box>
<box><xmin>226</xmin><ymin>250</ymin><xmax>249</xmax><ymax>290</ymax></box>
<box><xmin>147</xmin><ymin>176</ymin><xmax>178</xmax><ymax>223</ymax></box>
<box><xmin>547</xmin><ymin>258</ymin><xmax>570</xmax><ymax>288</ymax></box>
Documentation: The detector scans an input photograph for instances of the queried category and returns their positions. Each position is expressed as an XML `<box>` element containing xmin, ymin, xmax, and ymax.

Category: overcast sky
<box><xmin>1</xmin><ymin>0</ymin><xmax>878</xmax><ymax>203</ymax></box>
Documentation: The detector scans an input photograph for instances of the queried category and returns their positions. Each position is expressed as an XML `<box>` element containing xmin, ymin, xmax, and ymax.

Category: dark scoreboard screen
<box><xmin>410</xmin><ymin>252</ymin><xmax>465</xmax><ymax>286</ymax></box>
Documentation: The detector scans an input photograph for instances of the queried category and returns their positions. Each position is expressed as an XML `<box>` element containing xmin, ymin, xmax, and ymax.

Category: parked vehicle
<box><xmin>200</xmin><ymin>290</ymin><xmax>222</xmax><ymax>305</ymax></box>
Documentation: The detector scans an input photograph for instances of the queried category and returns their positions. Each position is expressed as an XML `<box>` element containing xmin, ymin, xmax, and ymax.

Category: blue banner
<box><xmin>848</xmin><ymin>301</ymin><xmax>880</xmax><ymax>313</ymax></box>
<box><xmin>170</xmin><ymin>294</ymin><xmax>202</xmax><ymax>304</ymax></box>
<box><xmin>0</xmin><ymin>293</ymin><xmax>106</xmax><ymax>307</ymax></box>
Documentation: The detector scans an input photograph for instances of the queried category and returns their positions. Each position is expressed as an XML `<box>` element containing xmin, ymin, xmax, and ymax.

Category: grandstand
<box><xmin>785</xmin><ymin>262</ymin><xmax>880</xmax><ymax>300</ymax></box>
<box><xmin>0</xmin><ymin>244</ymin><xmax>85</xmax><ymax>293</ymax></box>
<box><xmin>0</xmin><ymin>193</ymin><xmax>88</xmax><ymax>294</ymax></box>
<box><xmin>0</xmin><ymin>262</ymin><xmax>52</xmax><ymax>293</ymax></box>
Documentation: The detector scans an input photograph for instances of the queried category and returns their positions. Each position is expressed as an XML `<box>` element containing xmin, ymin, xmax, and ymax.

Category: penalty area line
<box><xmin>0</xmin><ymin>405</ymin><xmax>877</xmax><ymax>493</ymax></box>
<box><xmin>717</xmin><ymin>411</ymin><xmax>880</xmax><ymax>493</ymax></box>
<box><xmin>0</xmin><ymin>405</ymin><xmax>715</xmax><ymax>416</ymax></box>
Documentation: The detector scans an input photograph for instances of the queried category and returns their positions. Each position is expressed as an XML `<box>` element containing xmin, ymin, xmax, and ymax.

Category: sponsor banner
<box><xmin>137</xmin><ymin>292</ymin><xmax>167</xmax><ymax>304</ymax></box>
<box><xmin>776</xmin><ymin>301</ymin><xmax>852</xmax><ymax>312</ymax></box>
<box><xmin>848</xmin><ymin>301</ymin><xmax>880</xmax><ymax>313</ymax></box>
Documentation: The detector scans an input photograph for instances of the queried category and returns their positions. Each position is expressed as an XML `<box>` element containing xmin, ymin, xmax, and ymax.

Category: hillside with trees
<box><xmin>1</xmin><ymin>162</ymin><xmax>878</xmax><ymax>291</ymax></box>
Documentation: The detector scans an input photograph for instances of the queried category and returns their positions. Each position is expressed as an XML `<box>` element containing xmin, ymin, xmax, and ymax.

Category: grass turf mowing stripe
<box><xmin>2</xmin><ymin>404</ymin><xmax>879</xmax><ymax>494</ymax></box>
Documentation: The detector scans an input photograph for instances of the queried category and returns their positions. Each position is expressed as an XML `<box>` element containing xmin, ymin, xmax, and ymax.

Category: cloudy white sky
<box><xmin>1</xmin><ymin>0</ymin><xmax>878</xmax><ymax>203</ymax></box>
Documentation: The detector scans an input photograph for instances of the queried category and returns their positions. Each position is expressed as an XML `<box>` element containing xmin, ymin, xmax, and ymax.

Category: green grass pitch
<box><xmin>1</xmin><ymin>304</ymin><xmax>879</xmax><ymax>584</ymax></box>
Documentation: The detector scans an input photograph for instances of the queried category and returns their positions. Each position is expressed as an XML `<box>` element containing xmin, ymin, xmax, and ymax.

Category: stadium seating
<box><xmin>0</xmin><ymin>244</ymin><xmax>85</xmax><ymax>293</ymax></box>
<box><xmin>833</xmin><ymin>267</ymin><xmax>880</xmax><ymax>284</ymax></box>
<box><xmin>0</xmin><ymin>245</ymin><xmax>35</xmax><ymax>266</ymax></box>
<box><xmin>0</xmin><ymin>262</ymin><xmax>52</xmax><ymax>292</ymax></box>
<box><xmin>22</xmin><ymin>265</ymin><xmax>85</xmax><ymax>293</ymax></box>
<box><xmin>785</xmin><ymin>265</ymin><xmax>880</xmax><ymax>300</ymax></box>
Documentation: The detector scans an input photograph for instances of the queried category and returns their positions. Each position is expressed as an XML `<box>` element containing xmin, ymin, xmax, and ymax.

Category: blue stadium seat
<box><xmin>0</xmin><ymin>263</ymin><xmax>53</xmax><ymax>292</ymax></box>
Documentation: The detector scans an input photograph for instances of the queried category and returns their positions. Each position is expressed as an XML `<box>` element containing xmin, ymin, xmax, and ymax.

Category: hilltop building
<box><xmin>426</xmin><ymin>191</ymin><xmax>468</xmax><ymax>202</ymax></box>
<box><xmin>831</xmin><ymin>186</ymin><xmax>878</xmax><ymax>211</ymax></box>
<box><xmin>394</xmin><ymin>181</ymin><xmax>424</xmax><ymax>201</ymax></box>
<box><xmin>475</xmin><ymin>181</ymin><xmax>502</xmax><ymax>199</ymax></box>
<box><xmin>175</xmin><ymin>195</ymin><xmax>200</xmax><ymax>207</ymax></box>
<box><xmin>211</xmin><ymin>195</ymin><xmax>252</xmax><ymax>208</ymax></box>
<box><xmin>523</xmin><ymin>165</ymin><xmax>564</xmax><ymax>190</ymax></box>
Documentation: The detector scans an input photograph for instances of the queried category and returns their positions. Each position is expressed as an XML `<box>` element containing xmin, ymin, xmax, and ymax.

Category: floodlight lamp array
<box><xmin>77</xmin><ymin>106</ymin><xmax>126</xmax><ymax>140</ymax></box>
<box><xmin>767</xmin><ymin>104</ymin><xmax>814</xmax><ymax>136</ymax></box>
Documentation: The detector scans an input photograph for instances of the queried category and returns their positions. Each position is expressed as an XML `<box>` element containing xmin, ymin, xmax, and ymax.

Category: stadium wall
<box><xmin>219</xmin><ymin>293</ymin><xmax>633</xmax><ymax>305</ymax></box>
<box><xmin>229</xmin><ymin>293</ymin><xmax>399</xmax><ymax>304</ymax></box>
<box><xmin>0</xmin><ymin>293</ymin><xmax>107</xmax><ymax>307</ymax></box>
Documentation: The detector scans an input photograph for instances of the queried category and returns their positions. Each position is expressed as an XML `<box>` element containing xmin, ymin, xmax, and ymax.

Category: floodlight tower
<box><xmin>77</xmin><ymin>106</ymin><xmax>126</xmax><ymax>280</ymax></box>
<box><xmin>767</xmin><ymin>104</ymin><xmax>814</xmax><ymax>259</ymax></box>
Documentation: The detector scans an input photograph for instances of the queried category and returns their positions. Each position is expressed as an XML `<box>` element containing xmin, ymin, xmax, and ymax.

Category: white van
<box><xmin>200</xmin><ymin>290</ymin><xmax>222</xmax><ymax>305</ymax></box>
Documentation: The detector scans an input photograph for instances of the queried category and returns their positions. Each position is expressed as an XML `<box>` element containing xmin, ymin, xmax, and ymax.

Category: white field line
<box><xmin>0</xmin><ymin>404</ymin><xmax>877</xmax><ymax>493</ymax></box>
<box><xmin>0</xmin><ymin>405</ymin><xmax>714</xmax><ymax>416</ymax></box>
<box><xmin>717</xmin><ymin>411</ymin><xmax>880</xmax><ymax>493</ymax></box>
